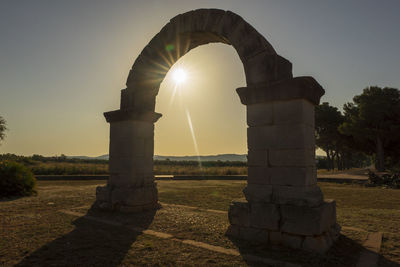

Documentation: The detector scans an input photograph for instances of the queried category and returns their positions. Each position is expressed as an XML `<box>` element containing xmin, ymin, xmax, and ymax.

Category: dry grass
<box><xmin>0</xmin><ymin>180</ymin><xmax>399</xmax><ymax>266</ymax></box>
<box><xmin>28</xmin><ymin>161</ymin><xmax>247</xmax><ymax>176</ymax></box>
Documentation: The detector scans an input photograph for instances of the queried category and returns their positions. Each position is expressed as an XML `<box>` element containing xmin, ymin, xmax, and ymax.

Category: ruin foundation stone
<box><xmin>95</xmin><ymin>8</ymin><xmax>340</xmax><ymax>253</ymax></box>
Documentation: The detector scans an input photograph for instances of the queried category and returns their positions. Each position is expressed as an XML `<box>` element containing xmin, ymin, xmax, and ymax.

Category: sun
<box><xmin>172</xmin><ymin>68</ymin><xmax>187</xmax><ymax>84</ymax></box>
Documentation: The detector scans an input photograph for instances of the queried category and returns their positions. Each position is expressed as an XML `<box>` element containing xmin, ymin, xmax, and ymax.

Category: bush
<box><xmin>367</xmin><ymin>170</ymin><xmax>400</xmax><ymax>189</ymax></box>
<box><xmin>0</xmin><ymin>161</ymin><xmax>37</xmax><ymax>197</ymax></box>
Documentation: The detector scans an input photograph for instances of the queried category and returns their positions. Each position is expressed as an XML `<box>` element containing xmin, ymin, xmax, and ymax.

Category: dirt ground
<box><xmin>1</xmin><ymin>180</ymin><xmax>399</xmax><ymax>266</ymax></box>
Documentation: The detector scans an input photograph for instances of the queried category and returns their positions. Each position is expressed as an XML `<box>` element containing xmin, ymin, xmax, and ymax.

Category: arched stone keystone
<box><xmin>96</xmin><ymin>8</ymin><xmax>339</xmax><ymax>253</ymax></box>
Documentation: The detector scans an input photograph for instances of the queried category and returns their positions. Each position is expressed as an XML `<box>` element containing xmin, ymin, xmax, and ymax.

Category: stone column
<box><xmin>227</xmin><ymin>77</ymin><xmax>340</xmax><ymax>253</ymax></box>
<box><xmin>96</xmin><ymin>107</ymin><xmax>161</xmax><ymax>213</ymax></box>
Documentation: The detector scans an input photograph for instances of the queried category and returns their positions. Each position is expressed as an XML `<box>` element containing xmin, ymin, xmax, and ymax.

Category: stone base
<box><xmin>96</xmin><ymin>183</ymin><xmax>159</xmax><ymax>212</ymax></box>
<box><xmin>227</xmin><ymin>197</ymin><xmax>340</xmax><ymax>254</ymax></box>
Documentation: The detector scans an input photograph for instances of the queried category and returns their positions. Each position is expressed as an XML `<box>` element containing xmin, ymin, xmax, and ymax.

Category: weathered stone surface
<box><xmin>239</xmin><ymin>227</ymin><xmax>269</xmax><ymax>243</ymax></box>
<box><xmin>268</xmin><ymin>148</ymin><xmax>315</xmax><ymax>167</ymax></box>
<box><xmin>269</xmin><ymin>231</ymin><xmax>283</xmax><ymax>245</ymax></box>
<box><xmin>272</xmin><ymin>185</ymin><xmax>323</xmax><ymax>207</ymax></box>
<box><xmin>280</xmin><ymin>200</ymin><xmax>336</xmax><ymax>236</ymax></box>
<box><xmin>243</xmin><ymin>184</ymin><xmax>272</xmax><ymax>203</ymax></box>
<box><xmin>111</xmin><ymin>185</ymin><xmax>158</xmax><ymax>207</ymax></box>
<box><xmin>243</xmin><ymin>53</ymin><xmax>292</xmax><ymax>85</ymax></box>
<box><xmin>247</xmin><ymin>166</ymin><xmax>270</xmax><ymax>184</ymax></box>
<box><xmin>247</xmin><ymin>123</ymin><xmax>315</xmax><ymax>150</ymax></box>
<box><xmin>237</xmin><ymin>76</ymin><xmax>325</xmax><ymax>106</ymax></box>
<box><xmin>105</xmin><ymin>109</ymin><xmax>162</xmax><ymax>123</ymax></box>
<box><xmin>282</xmin><ymin>233</ymin><xmax>304</xmax><ymax>249</ymax></box>
<box><xmin>96</xmin><ymin>186</ymin><xmax>110</xmax><ymax>203</ymax></box>
<box><xmin>110</xmin><ymin>120</ymin><xmax>155</xmax><ymax>139</ymax></box>
<box><xmin>250</xmin><ymin>203</ymin><xmax>280</xmax><ymax>230</ymax></box>
<box><xmin>247</xmin><ymin>103</ymin><xmax>273</xmax><ymax>127</ymax></box>
<box><xmin>228</xmin><ymin>199</ymin><xmax>250</xmax><ymax>227</ymax></box>
<box><xmin>109</xmin><ymin>156</ymin><xmax>153</xmax><ymax>178</ymax></box>
<box><xmin>329</xmin><ymin>223</ymin><xmax>341</xmax><ymax>242</ymax></box>
<box><xmin>273</xmin><ymin>99</ymin><xmax>315</xmax><ymax>127</ymax></box>
<box><xmin>109</xmin><ymin>138</ymin><xmax>146</xmax><ymax>158</ymax></box>
<box><xmin>302</xmin><ymin>235</ymin><xmax>331</xmax><ymax>254</ymax></box>
<box><xmin>269</xmin><ymin>166</ymin><xmax>316</xmax><ymax>186</ymax></box>
<box><xmin>247</xmin><ymin>149</ymin><xmax>268</xmax><ymax>166</ymax></box>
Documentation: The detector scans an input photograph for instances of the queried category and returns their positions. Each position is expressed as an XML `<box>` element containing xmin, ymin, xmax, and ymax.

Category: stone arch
<box><xmin>97</xmin><ymin>9</ymin><xmax>339</xmax><ymax>253</ymax></box>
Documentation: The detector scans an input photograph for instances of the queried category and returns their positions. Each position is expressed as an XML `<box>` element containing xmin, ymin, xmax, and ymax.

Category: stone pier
<box><xmin>227</xmin><ymin>77</ymin><xmax>340</xmax><ymax>253</ymax></box>
<box><xmin>96</xmin><ymin>105</ymin><xmax>161</xmax><ymax>213</ymax></box>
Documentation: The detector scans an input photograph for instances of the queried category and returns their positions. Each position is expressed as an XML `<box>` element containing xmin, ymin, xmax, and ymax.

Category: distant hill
<box><xmin>68</xmin><ymin>154</ymin><xmax>247</xmax><ymax>162</ymax></box>
<box><xmin>154</xmin><ymin>154</ymin><xmax>247</xmax><ymax>162</ymax></box>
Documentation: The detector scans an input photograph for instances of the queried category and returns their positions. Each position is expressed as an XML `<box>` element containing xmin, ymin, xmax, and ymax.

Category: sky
<box><xmin>1</xmin><ymin>0</ymin><xmax>399</xmax><ymax>157</ymax></box>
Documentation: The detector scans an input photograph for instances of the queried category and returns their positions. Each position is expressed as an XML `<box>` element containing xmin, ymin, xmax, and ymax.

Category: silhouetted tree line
<box><xmin>0</xmin><ymin>154</ymin><xmax>246</xmax><ymax>168</ymax></box>
<box><xmin>316</xmin><ymin>86</ymin><xmax>400</xmax><ymax>172</ymax></box>
<box><xmin>0</xmin><ymin>154</ymin><xmax>108</xmax><ymax>165</ymax></box>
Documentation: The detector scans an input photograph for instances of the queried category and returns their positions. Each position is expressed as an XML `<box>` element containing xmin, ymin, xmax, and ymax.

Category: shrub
<box><xmin>0</xmin><ymin>161</ymin><xmax>37</xmax><ymax>197</ymax></box>
<box><xmin>367</xmin><ymin>170</ymin><xmax>400</xmax><ymax>189</ymax></box>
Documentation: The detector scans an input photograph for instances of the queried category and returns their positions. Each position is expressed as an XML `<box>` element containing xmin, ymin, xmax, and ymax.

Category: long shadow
<box><xmin>17</xmin><ymin>204</ymin><xmax>156</xmax><ymax>267</ymax></box>
<box><xmin>227</xmin><ymin>233</ymin><xmax>400</xmax><ymax>266</ymax></box>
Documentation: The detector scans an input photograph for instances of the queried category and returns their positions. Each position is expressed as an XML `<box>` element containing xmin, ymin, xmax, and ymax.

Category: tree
<box><xmin>340</xmin><ymin>86</ymin><xmax>400</xmax><ymax>171</ymax></box>
<box><xmin>0</xmin><ymin>116</ymin><xmax>6</xmax><ymax>145</ymax></box>
<box><xmin>315</xmin><ymin>102</ymin><xmax>344</xmax><ymax>170</ymax></box>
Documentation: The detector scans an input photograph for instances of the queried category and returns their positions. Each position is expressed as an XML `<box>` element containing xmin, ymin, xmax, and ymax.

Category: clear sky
<box><xmin>1</xmin><ymin>0</ymin><xmax>399</xmax><ymax>157</ymax></box>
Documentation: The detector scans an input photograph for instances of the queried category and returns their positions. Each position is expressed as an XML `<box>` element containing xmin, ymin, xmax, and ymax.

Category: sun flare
<box><xmin>172</xmin><ymin>68</ymin><xmax>187</xmax><ymax>84</ymax></box>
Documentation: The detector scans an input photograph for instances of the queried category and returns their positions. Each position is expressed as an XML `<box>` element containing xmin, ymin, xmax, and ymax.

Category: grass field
<box><xmin>1</xmin><ymin>180</ymin><xmax>399</xmax><ymax>266</ymax></box>
<box><xmin>26</xmin><ymin>161</ymin><xmax>248</xmax><ymax>176</ymax></box>
<box><xmin>26</xmin><ymin>160</ymin><xmax>367</xmax><ymax>176</ymax></box>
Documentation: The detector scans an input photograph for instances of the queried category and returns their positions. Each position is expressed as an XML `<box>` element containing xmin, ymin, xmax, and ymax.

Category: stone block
<box><xmin>250</xmin><ymin>203</ymin><xmax>280</xmax><ymax>230</ymax></box>
<box><xmin>280</xmin><ymin>200</ymin><xmax>336</xmax><ymax>236</ymax></box>
<box><xmin>329</xmin><ymin>223</ymin><xmax>341</xmax><ymax>242</ymax></box>
<box><xmin>269</xmin><ymin>166</ymin><xmax>316</xmax><ymax>186</ymax></box>
<box><xmin>272</xmin><ymin>185</ymin><xmax>323</xmax><ymax>207</ymax></box>
<box><xmin>202</xmin><ymin>9</ymin><xmax>227</xmax><ymax>34</ymax></box>
<box><xmin>282</xmin><ymin>233</ymin><xmax>304</xmax><ymax>250</ymax></box>
<box><xmin>302</xmin><ymin>235</ymin><xmax>331</xmax><ymax>254</ymax></box>
<box><xmin>269</xmin><ymin>231</ymin><xmax>283</xmax><ymax>245</ymax></box>
<box><xmin>239</xmin><ymin>227</ymin><xmax>269</xmax><ymax>243</ymax></box>
<box><xmin>268</xmin><ymin>148</ymin><xmax>315</xmax><ymax>167</ymax></box>
<box><xmin>218</xmin><ymin>11</ymin><xmax>242</xmax><ymax>40</ymax></box>
<box><xmin>111</xmin><ymin>185</ymin><xmax>157</xmax><ymax>207</ymax></box>
<box><xmin>237</xmin><ymin>77</ymin><xmax>324</xmax><ymax>106</ymax></box>
<box><xmin>144</xmin><ymin>138</ymin><xmax>154</xmax><ymax>158</ymax></box>
<box><xmin>243</xmin><ymin>184</ymin><xmax>272</xmax><ymax>203</ymax></box>
<box><xmin>247</xmin><ymin>103</ymin><xmax>273</xmax><ymax>127</ymax></box>
<box><xmin>243</xmin><ymin>53</ymin><xmax>292</xmax><ymax>85</ymax></box>
<box><xmin>109</xmin><ymin>136</ymin><xmax>146</xmax><ymax>158</ymax></box>
<box><xmin>247</xmin><ymin>124</ymin><xmax>315</xmax><ymax>150</ymax></box>
<box><xmin>247</xmin><ymin>150</ymin><xmax>268</xmax><ymax>166</ymax></box>
<box><xmin>273</xmin><ymin>99</ymin><xmax>315</xmax><ymax>127</ymax></box>
<box><xmin>247</xmin><ymin>166</ymin><xmax>270</xmax><ymax>184</ymax></box>
<box><xmin>96</xmin><ymin>186</ymin><xmax>110</xmax><ymax>203</ymax></box>
<box><xmin>110</xmin><ymin>120</ymin><xmax>154</xmax><ymax>140</ymax></box>
<box><xmin>109</xmin><ymin>156</ymin><xmax>153</xmax><ymax>178</ymax></box>
<box><xmin>228</xmin><ymin>199</ymin><xmax>250</xmax><ymax>227</ymax></box>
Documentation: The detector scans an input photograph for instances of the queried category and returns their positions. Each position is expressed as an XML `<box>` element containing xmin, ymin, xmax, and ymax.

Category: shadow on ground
<box><xmin>227</xmin><ymin>233</ymin><xmax>399</xmax><ymax>267</ymax></box>
<box><xmin>16</xmin><ymin>204</ymin><xmax>156</xmax><ymax>267</ymax></box>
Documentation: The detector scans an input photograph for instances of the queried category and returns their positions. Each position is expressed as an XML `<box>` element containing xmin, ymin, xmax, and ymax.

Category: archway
<box><xmin>96</xmin><ymin>9</ymin><xmax>339</xmax><ymax>253</ymax></box>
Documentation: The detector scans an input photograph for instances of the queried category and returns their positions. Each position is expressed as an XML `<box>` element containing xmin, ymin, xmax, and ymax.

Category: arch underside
<box><xmin>120</xmin><ymin>9</ymin><xmax>293</xmax><ymax>112</ymax></box>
